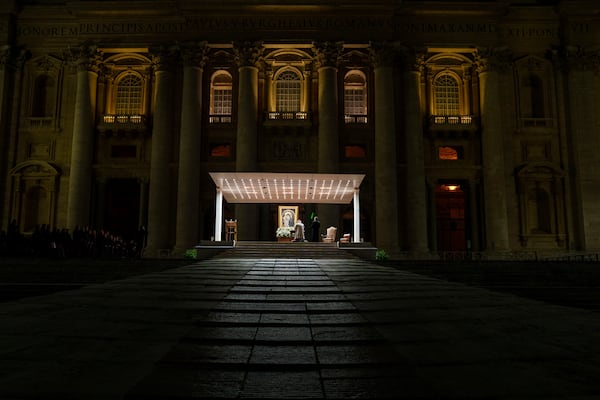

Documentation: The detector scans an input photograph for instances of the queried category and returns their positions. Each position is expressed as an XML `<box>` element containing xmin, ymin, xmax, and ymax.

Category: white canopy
<box><xmin>209</xmin><ymin>172</ymin><xmax>365</xmax><ymax>242</ymax></box>
<box><xmin>209</xmin><ymin>172</ymin><xmax>364</xmax><ymax>204</ymax></box>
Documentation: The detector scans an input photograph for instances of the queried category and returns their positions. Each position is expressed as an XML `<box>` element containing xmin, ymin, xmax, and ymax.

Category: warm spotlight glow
<box><xmin>442</xmin><ymin>184</ymin><xmax>461</xmax><ymax>192</ymax></box>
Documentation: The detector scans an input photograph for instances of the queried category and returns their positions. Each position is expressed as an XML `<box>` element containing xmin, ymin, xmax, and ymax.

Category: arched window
<box><xmin>32</xmin><ymin>74</ymin><xmax>55</xmax><ymax>118</ymax></box>
<box><xmin>210</xmin><ymin>71</ymin><xmax>233</xmax><ymax>123</ymax></box>
<box><xmin>344</xmin><ymin>71</ymin><xmax>367</xmax><ymax>123</ymax></box>
<box><xmin>433</xmin><ymin>74</ymin><xmax>460</xmax><ymax>116</ymax></box>
<box><xmin>115</xmin><ymin>74</ymin><xmax>143</xmax><ymax>115</ymax></box>
<box><xmin>276</xmin><ymin>70</ymin><xmax>301</xmax><ymax>112</ymax></box>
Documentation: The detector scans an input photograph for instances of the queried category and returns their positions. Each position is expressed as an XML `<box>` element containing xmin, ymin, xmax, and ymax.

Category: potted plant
<box><xmin>276</xmin><ymin>226</ymin><xmax>293</xmax><ymax>242</ymax></box>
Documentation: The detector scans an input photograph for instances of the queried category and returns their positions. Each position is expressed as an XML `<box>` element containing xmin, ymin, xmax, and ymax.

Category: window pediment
<box><xmin>516</xmin><ymin>162</ymin><xmax>564</xmax><ymax>178</ymax></box>
<box><xmin>10</xmin><ymin>160</ymin><xmax>60</xmax><ymax>177</ymax></box>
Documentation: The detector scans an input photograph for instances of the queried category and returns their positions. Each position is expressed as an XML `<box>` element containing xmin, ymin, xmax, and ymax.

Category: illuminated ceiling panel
<box><xmin>209</xmin><ymin>172</ymin><xmax>365</xmax><ymax>204</ymax></box>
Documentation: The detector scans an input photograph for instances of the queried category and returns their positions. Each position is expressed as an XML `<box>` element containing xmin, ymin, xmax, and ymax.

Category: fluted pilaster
<box><xmin>66</xmin><ymin>44</ymin><xmax>101</xmax><ymax>231</ymax></box>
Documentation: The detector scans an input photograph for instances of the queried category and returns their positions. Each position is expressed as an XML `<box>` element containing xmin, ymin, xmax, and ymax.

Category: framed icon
<box><xmin>278</xmin><ymin>205</ymin><xmax>298</xmax><ymax>228</ymax></box>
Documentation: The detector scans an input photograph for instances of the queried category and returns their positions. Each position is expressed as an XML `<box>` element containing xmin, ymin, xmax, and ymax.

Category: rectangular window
<box><xmin>276</xmin><ymin>81</ymin><xmax>301</xmax><ymax>112</ymax></box>
<box><xmin>345</xmin><ymin>88</ymin><xmax>365</xmax><ymax>115</ymax></box>
<box><xmin>116</xmin><ymin>80</ymin><xmax>142</xmax><ymax>115</ymax></box>
<box><xmin>213</xmin><ymin>88</ymin><xmax>232</xmax><ymax>115</ymax></box>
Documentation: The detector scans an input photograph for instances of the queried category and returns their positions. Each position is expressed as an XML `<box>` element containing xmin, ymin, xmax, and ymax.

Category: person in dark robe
<box><xmin>311</xmin><ymin>216</ymin><xmax>321</xmax><ymax>242</ymax></box>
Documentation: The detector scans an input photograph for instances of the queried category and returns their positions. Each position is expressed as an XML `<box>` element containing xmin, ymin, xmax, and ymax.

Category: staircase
<box><xmin>213</xmin><ymin>241</ymin><xmax>356</xmax><ymax>259</ymax></box>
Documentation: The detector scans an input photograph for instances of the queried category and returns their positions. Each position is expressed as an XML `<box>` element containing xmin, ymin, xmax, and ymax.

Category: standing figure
<box><xmin>311</xmin><ymin>216</ymin><xmax>320</xmax><ymax>242</ymax></box>
<box><xmin>294</xmin><ymin>219</ymin><xmax>305</xmax><ymax>242</ymax></box>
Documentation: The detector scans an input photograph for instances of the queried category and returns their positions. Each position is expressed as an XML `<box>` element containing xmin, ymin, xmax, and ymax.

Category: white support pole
<box><xmin>214</xmin><ymin>187</ymin><xmax>223</xmax><ymax>241</ymax></box>
<box><xmin>353</xmin><ymin>188</ymin><xmax>360</xmax><ymax>243</ymax></box>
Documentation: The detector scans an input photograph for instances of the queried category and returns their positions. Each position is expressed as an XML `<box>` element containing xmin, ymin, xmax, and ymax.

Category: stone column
<box><xmin>561</xmin><ymin>46</ymin><xmax>600</xmax><ymax>250</ymax></box>
<box><xmin>67</xmin><ymin>45</ymin><xmax>100</xmax><ymax>232</ymax></box>
<box><xmin>0</xmin><ymin>47</ymin><xmax>12</xmax><ymax>227</ymax></box>
<box><xmin>174</xmin><ymin>42</ymin><xmax>208</xmax><ymax>254</ymax></box>
<box><xmin>0</xmin><ymin>46</ymin><xmax>27</xmax><ymax>230</ymax></box>
<box><xmin>264</xmin><ymin>67</ymin><xmax>273</xmax><ymax>112</ymax></box>
<box><xmin>314</xmin><ymin>42</ymin><xmax>342</xmax><ymax>229</ymax></box>
<box><xmin>145</xmin><ymin>46</ymin><xmax>177</xmax><ymax>256</ymax></box>
<box><xmin>233</xmin><ymin>42</ymin><xmax>263</xmax><ymax>240</ymax></box>
<box><xmin>401</xmin><ymin>47</ymin><xmax>429</xmax><ymax>256</ymax></box>
<box><xmin>96</xmin><ymin>70</ymin><xmax>107</xmax><ymax>117</ymax></box>
<box><xmin>302</xmin><ymin>70</ymin><xmax>311</xmax><ymax>114</ymax></box>
<box><xmin>551</xmin><ymin>50</ymin><xmax>576</xmax><ymax>251</ymax></box>
<box><xmin>370</xmin><ymin>43</ymin><xmax>400</xmax><ymax>255</ymax></box>
<box><xmin>475</xmin><ymin>47</ymin><xmax>511</xmax><ymax>253</ymax></box>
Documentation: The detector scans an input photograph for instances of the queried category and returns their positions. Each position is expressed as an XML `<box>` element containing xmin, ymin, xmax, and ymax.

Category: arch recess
<box><xmin>9</xmin><ymin>160</ymin><xmax>61</xmax><ymax>232</ymax></box>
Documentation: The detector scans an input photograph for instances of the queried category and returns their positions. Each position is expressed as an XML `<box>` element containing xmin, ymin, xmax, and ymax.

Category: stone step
<box><xmin>214</xmin><ymin>241</ymin><xmax>355</xmax><ymax>259</ymax></box>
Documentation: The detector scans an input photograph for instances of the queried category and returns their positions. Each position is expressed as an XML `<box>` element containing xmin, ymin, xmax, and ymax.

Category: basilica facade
<box><xmin>0</xmin><ymin>0</ymin><xmax>599</xmax><ymax>258</ymax></box>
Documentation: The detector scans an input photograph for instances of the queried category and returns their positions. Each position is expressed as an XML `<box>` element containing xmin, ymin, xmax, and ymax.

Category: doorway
<box><xmin>435</xmin><ymin>183</ymin><xmax>466</xmax><ymax>252</ymax></box>
<box><xmin>105</xmin><ymin>179</ymin><xmax>140</xmax><ymax>240</ymax></box>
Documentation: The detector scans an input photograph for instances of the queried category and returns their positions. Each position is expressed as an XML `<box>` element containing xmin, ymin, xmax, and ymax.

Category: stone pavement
<box><xmin>0</xmin><ymin>256</ymin><xmax>599</xmax><ymax>399</ymax></box>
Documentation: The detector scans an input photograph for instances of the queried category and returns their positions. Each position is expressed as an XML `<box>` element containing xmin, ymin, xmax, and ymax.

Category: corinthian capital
<box><xmin>397</xmin><ymin>45</ymin><xmax>426</xmax><ymax>73</ymax></box>
<box><xmin>233</xmin><ymin>41</ymin><xmax>264</xmax><ymax>68</ymax></box>
<box><xmin>0</xmin><ymin>45</ymin><xmax>30</xmax><ymax>70</ymax></box>
<box><xmin>313</xmin><ymin>41</ymin><xmax>343</xmax><ymax>68</ymax></box>
<box><xmin>556</xmin><ymin>45</ymin><xmax>600</xmax><ymax>73</ymax></box>
<box><xmin>150</xmin><ymin>44</ymin><xmax>179</xmax><ymax>72</ymax></box>
<box><xmin>474</xmin><ymin>46</ymin><xmax>513</xmax><ymax>74</ymax></box>
<box><xmin>67</xmin><ymin>42</ymin><xmax>102</xmax><ymax>72</ymax></box>
<box><xmin>179</xmin><ymin>41</ymin><xmax>209</xmax><ymax>68</ymax></box>
<box><xmin>368</xmin><ymin>42</ymin><xmax>398</xmax><ymax>68</ymax></box>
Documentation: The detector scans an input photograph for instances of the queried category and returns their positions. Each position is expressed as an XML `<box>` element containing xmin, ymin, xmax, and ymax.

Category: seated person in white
<box><xmin>293</xmin><ymin>219</ymin><xmax>305</xmax><ymax>242</ymax></box>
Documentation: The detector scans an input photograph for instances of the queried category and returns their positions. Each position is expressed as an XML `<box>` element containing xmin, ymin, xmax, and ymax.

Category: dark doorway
<box><xmin>435</xmin><ymin>183</ymin><xmax>466</xmax><ymax>252</ymax></box>
<box><xmin>105</xmin><ymin>179</ymin><xmax>140</xmax><ymax>240</ymax></box>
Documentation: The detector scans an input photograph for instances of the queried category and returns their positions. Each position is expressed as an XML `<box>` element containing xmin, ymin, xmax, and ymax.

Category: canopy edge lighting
<box><xmin>209</xmin><ymin>172</ymin><xmax>365</xmax><ymax>204</ymax></box>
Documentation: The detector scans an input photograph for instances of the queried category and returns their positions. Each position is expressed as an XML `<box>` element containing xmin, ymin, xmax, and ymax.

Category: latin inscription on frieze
<box><xmin>10</xmin><ymin>18</ymin><xmax>592</xmax><ymax>41</ymax></box>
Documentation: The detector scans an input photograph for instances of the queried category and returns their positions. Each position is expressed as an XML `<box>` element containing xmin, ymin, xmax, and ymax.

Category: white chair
<box><xmin>322</xmin><ymin>226</ymin><xmax>337</xmax><ymax>243</ymax></box>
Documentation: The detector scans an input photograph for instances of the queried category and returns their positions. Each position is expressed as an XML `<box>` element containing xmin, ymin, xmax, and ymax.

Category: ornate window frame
<box><xmin>273</xmin><ymin>68</ymin><xmax>303</xmax><ymax>112</ymax></box>
<box><xmin>344</xmin><ymin>70</ymin><xmax>368</xmax><ymax>124</ymax></box>
<box><xmin>24</xmin><ymin>55</ymin><xmax>64</xmax><ymax>132</ymax></box>
<box><xmin>113</xmin><ymin>72</ymin><xmax>144</xmax><ymax>116</ymax></box>
<box><xmin>432</xmin><ymin>72</ymin><xmax>461</xmax><ymax>116</ymax></box>
<box><xmin>209</xmin><ymin>70</ymin><xmax>233</xmax><ymax>123</ymax></box>
<box><xmin>101</xmin><ymin>53</ymin><xmax>152</xmax><ymax>122</ymax></box>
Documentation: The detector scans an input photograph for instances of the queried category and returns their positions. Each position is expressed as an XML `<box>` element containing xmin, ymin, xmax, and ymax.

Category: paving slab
<box><xmin>0</xmin><ymin>256</ymin><xmax>599</xmax><ymax>399</ymax></box>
